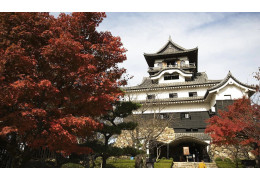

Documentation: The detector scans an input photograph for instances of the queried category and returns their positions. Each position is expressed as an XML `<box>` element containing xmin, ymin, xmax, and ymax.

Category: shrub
<box><xmin>215</xmin><ymin>157</ymin><xmax>222</xmax><ymax>161</ymax></box>
<box><xmin>223</xmin><ymin>158</ymin><xmax>232</xmax><ymax>163</ymax></box>
<box><xmin>154</xmin><ymin>158</ymin><xmax>173</xmax><ymax>168</ymax></box>
<box><xmin>107</xmin><ymin>163</ymin><xmax>135</xmax><ymax>168</ymax></box>
<box><xmin>61</xmin><ymin>163</ymin><xmax>84</xmax><ymax>168</ymax></box>
<box><xmin>107</xmin><ymin>159</ymin><xmax>135</xmax><ymax>163</ymax></box>
<box><xmin>216</xmin><ymin>161</ymin><xmax>235</xmax><ymax>168</ymax></box>
<box><xmin>22</xmin><ymin>160</ymin><xmax>55</xmax><ymax>168</ymax></box>
<box><xmin>158</xmin><ymin>159</ymin><xmax>173</xmax><ymax>163</ymax></box>
<box><xmin>234</xmin><ymin>158</ymin><xmax>242</xmax><ymax>164</ymax></box>
<box><xmin>216</xmin><ymin>159</ymin><xmax>244</xmax><ymax>168</ymax></box>
<box><xmin>154</xmin><ymin>163</ymin><xmax>172</xmax><ymax>168</ymax></box>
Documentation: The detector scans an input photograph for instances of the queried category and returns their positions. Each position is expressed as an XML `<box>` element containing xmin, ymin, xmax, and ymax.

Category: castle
<box><xmin>117</xmin><ymin>37</ymin><xmax>255</xmax><ymax>162</ymax></box>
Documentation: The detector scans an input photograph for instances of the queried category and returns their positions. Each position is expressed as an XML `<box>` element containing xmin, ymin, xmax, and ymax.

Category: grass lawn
<box><xmin>94</xmin><ymin>158</ymin><xmax>135</xmax><ymax>168</ymax></box>
<box><xmin>62</xmin><ymin>158</ymin><xmax>173</xmax><ymax>168</ymax></box>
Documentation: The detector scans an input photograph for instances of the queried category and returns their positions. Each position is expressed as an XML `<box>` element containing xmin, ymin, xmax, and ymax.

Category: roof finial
<box><xmin>169</xmin><ymin>35</ymin><xmax>172</xmax><ymax>41</ymax></box>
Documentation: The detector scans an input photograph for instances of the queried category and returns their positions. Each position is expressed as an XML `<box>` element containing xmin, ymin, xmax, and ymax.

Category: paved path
<box><xmin>172</xmin><ymin>162</ymin><xmax>218</xmax><ymax>168</ymax></box>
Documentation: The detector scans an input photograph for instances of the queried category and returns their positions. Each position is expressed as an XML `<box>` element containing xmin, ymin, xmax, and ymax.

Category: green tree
<box><xmin>83</xmin><ymin>101</ymin><xmax>142</xmax><ymax>168</ymax></box>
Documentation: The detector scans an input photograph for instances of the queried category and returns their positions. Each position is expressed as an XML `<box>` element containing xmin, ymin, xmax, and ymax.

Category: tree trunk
<box><xmin>234</xmin><ymin>146</ymin><xmax>239</xmax><ymax>168</ymax></box>
<box><xmin>101</xmin><ymin>135</ymin><xmax>110</xmax><ymax>168</ymax></box>
<box><xmin>101</xmin><ymin>156</ymin><xmax>107</xmax><ymax>168</ymax></box>
<box><xmin>135</xmin><ymin>154</ymin><xmax>144</xmax><ymax>168</ymax></box>
<box><xmin>256</xmin><ymin>147</ymin><xmax>260</xmax><ymax>168</ymax></box>
<box><xmin>252</xmin><ymin>143</ymin><xmax>259</xmax><ymax>168</ymax></box>
<box><xmin>20</xmin><ymin>146</ymin><xmax>33</xmax><ymax>167</ymax></box>
<box><xmin>156</xmin><ymin>147</ymin><xmax>161</xmax><ymax>162</ymax></box>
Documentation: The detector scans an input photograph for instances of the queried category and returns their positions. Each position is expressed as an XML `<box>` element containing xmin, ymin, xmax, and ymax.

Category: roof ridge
<box><xmin>208</xmin><ymin>71</ymin><xmax>255</xmax><ymax>91</ymax></box>
<box><xmin>144</xmin><ymin>47</ymin><xmax>198</xmax><ymax>56</ymax></box>
<box><xmin>155</xmin><ymin>39</ymin><xmax>186</xmax><ymax>54</ymax></box>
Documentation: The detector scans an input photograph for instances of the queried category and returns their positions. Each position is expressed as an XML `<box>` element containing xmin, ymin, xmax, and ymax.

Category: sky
<box><xmin>94</xmin><ymin>12</ymin><xmax>260</xmax><ymax>87</ymax></box>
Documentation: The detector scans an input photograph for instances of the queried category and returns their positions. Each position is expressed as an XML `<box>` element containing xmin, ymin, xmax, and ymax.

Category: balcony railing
<box><xmin>148</xmin><ymin>63</ymin><xmax>196</xmax><ymax>71</ymax></box>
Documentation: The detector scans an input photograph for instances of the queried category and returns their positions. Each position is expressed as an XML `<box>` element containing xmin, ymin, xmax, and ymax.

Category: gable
<box><xmin>157</xmin><ymin>42</ymin><xmax>185</xmax><ymax>54</ymax></box>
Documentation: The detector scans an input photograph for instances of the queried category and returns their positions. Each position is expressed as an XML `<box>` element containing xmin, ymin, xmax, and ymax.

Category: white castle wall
<box><xmin>208</xmin><ymin>78</ymin><xmax>251</xmax><ymax>108</ymax></box>
<box><xmin>133</xmin><ymin>102</ymin><xmax>211</xmax><ymax>114</ymax></box>
<box><xmin>215</xmin><ymin>85</ymin><xmax>247</xmax><ymax>100</ymax></box>
<box><xmin>125</xmin><ymin>86</ymin><xmax>208</xmax><ymax>101</ymax></box>
<box><xmin>125</xmin><ymin>76</ymin><xmax>254</xmax><ymax>114</ymax></box>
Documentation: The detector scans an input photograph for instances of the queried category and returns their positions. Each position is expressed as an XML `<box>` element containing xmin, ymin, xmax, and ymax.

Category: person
<box><xmin>198</xmin><ymin>160</ymin><xmax>207</xmax><ymax>168</ymax></box>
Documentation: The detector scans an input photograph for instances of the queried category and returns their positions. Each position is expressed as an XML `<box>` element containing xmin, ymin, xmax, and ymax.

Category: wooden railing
<box><xmin>149</xmin><ymin>63</ymin><xmax>196</xmax><ymax>71</ymax></box>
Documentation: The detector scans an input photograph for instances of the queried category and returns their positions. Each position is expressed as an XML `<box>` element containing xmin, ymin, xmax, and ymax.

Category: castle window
<box><xmin>164</xmin><ymin>74</ymin><xmax>179</xmax><ymax>80</ymax></box>
<box><xmin>180</xmin><ymin>60</ymin><xmax>185</xmax><ymax>67</ymax></box>
<box><xmin>159</xmin><ymin>113</ymin><xmax>169</xmax><ymax>119</ymax></box>
<box><xmin>185</xmin><ymin>113</ymin><xmax>190</xmax><ymax>119</ymax></box>
<box><xmin>169</xmin><ymin>93</ymin><xmax>178</xmax><ymax>98</ymax></box>
<box><xmin>189</xmin><ymin>92</ymin><xmax>197</xmax><ymax>97</ymax></box>
<box><xmin>181</xmin><ymin>113</ymin><xmax>190</xmax><ymax>119</ymax></box>
<box><xmin>224</xmin><ymin>95</ymin><xmax>231</xmax><ymax>99</ymax></box>
<box><xmin>186</xmin><ymin>129</ymin><xmax>191</xmax><ymax>132</ymax></box>
<box><xmin>186</xmin><ymin>129</ymin><xmax>198</xmax><ymax>132</ymax></box>
<box><xmin>147</xmin><ymin>94</ymin><xmax>155</xmax><ymax>100</ymax></box>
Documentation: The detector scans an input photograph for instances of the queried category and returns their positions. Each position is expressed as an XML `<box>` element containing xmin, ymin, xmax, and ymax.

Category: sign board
<box><xmin>183</xmin><ymin>147</ymin><xmax>189</xmax><ymax>155</ymax></box>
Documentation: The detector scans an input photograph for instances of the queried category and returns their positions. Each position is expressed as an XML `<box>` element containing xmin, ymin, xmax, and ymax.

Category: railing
<box><xmin>148</xmin><ymin>63</ymin><xmax>196</xmax><ymax>71</ymax></box>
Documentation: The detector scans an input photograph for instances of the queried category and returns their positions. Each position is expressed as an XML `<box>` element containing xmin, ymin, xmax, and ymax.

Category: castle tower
<box><xmin>120</xmin><ymin>38</ymin><xmax>255</xmax><ymax>162</ymax></box>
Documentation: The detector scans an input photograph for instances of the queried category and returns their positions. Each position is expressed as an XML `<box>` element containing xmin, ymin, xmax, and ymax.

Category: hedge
<box><xmin>154</xmin><ymin>159</ymin><xmax>173</xmax><ymax>168</ymax></box>
<box><xmin>215</xmin><ymin>158</ymin><xmax>244</xmax><ymax>168</ymax></box>
<box><xmin>61</xmin><ymin>163</ymin><xmax>84</xmax><ymax>168</ymax></box>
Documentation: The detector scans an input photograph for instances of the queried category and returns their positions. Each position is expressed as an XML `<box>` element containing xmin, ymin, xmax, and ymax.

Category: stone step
<box><xmin>172</xmin><ymin>162</ymin><xmax>218</xmax><ymax>168</ymax></box>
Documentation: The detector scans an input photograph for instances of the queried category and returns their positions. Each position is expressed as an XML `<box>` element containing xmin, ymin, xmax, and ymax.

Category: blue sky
<box><xmin>51</xmin><ymin>12</ymin><xmax>260</xmax><ymax>87</ymax></box>
<box><xmin>96</xmin><ymin>12</ymin><xmax>260</xmax><ymax>86</ymax></box>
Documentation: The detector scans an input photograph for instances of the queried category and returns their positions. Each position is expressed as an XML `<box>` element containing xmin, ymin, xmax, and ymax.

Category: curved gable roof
<box><xmin>144</xmin><ymin>37</ymin><xmax>198</xmax><ymax>56</ymax></box>
<box><xmin>156</xmin><ymin>37</ymin><xmax>187</xmax><ymax>54</ymax></box>
<box><xmin>150</xmin><ymin>67</ymin><xmax>193</xmax><ymax>78</ymax></box>
<box><xmin>143</xmin><ymin>37</ymin><xmax>198</xmax><ymax>72</ymax></box>
<box><xmin>208</xmin><ymin>71</ymin><xmax>255</xmax><ymax>92</ymax></box>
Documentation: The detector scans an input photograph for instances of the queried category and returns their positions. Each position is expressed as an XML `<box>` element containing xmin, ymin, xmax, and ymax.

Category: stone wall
<box><xmin>209</xmin><ymin>144</ymin><xmax>255</xmax><ymax>161</ymax></box>
<box><xmin>114</xmin><ymin>127</ymin><xmax>175</xmax><ymax>148</ymax></box>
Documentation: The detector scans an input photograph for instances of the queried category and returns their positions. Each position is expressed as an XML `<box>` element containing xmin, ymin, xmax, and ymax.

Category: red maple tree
<box><xmin>205</xmin><ymin>97</ymin><xmax>260</xmax><ymax>167</ymax></box>
<box><xmin>0</xmin><ymin>12</ymin><xmax>127</xmax><ymax>165</ymax></box>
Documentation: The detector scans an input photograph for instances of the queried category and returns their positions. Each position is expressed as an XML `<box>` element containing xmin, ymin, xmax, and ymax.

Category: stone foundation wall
<box><xmin>209</xmin><ymin>144</ymin><xmax>255</xmax><ymax>161</ymax></box>
<box><xmin>114</xmin><ymin>127</ymin><xmax>175</xmax><ymax>148</ymax></box>
<box><xmin>114</xmin><ymin>129</ymin><xmax>255</xmax><ymax>161</ymax></box>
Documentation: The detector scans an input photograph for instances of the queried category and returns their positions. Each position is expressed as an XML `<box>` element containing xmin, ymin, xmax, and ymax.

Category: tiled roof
<box><xmin>208</xmin><ymin>71</ymin><xmax>255</xmax><ymax>91</ymax></box>
<box><xmin>124</xmin><ymin>72</ymin><xmax>221</xmax><ymax>91</ymax></box>
<box><xmin>174</xmin><ymin>133</ymin><xmax>211</xmax><ymax>141</ymax></box>
<box><xmin>144</xmin><ymin>37</ymin><xmax>198</xmax><ymax>56</ymax></box>
<box><xmin>144</xmin><ymin>48</ymin><xmax>198</xmax><ymax>57</ymax></box>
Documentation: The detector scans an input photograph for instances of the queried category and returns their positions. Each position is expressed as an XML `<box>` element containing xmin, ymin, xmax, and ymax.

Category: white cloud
<box><xmin>99</xmin><ymin>13</ymin><xmax>260</xmax><ymax>86</ymax></box>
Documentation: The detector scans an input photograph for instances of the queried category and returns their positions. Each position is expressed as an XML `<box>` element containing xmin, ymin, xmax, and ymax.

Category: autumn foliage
<box><xmin>0</xmin><ymin>13</ymin><xmax>127</xmax><ymax>156</ymax></box>
<box><xmin>205</xmin><ymin>97</ymin><xmax>260</xmax><ymax>157</ymax></box>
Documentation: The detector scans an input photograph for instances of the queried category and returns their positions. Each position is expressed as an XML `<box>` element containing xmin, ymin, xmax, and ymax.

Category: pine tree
<box><xmin>83</xmin><ymin>101</ymin><xmax>142</xmax><ymax>168</ymax></box>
